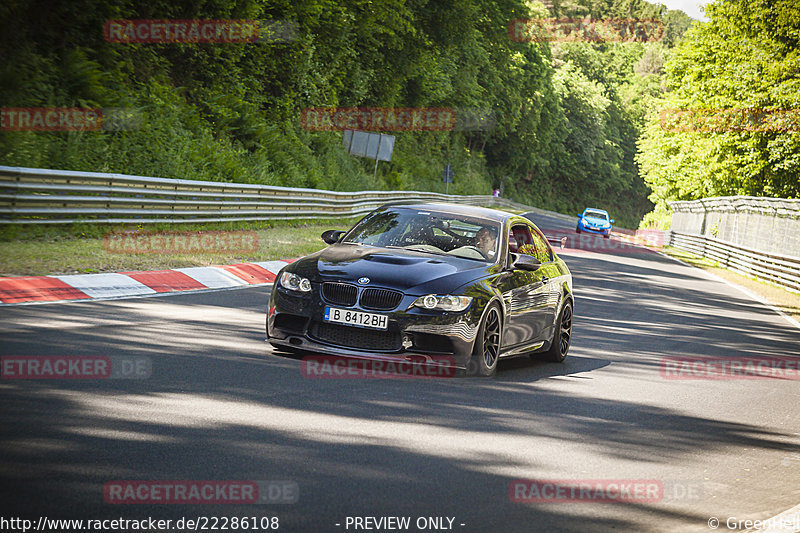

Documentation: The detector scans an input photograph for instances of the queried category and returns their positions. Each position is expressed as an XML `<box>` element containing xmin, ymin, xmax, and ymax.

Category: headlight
<box><xmin>411</xmin><ymin>294</ymin><xmax>472</xmax><ymax>312</ymax></box>
<box><xmin>280</xmin><ymin>272</ymin><xmax>311</xmax><ymax>292</ymax></box>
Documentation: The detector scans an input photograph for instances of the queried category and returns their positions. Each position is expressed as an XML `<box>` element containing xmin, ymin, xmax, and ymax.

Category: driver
<box><xmin>475</xmin><ymin>227</ymin><xmax>497</xmax><ymax>257</ymax></box>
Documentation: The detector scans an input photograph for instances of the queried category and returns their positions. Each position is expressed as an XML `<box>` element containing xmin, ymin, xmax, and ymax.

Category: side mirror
<box><xmin>321</xmin><ymin>230</ymin><xmax>345</xmax><ymax>245</ymax></box>
<box><xmin>610</xmin><ymin>219</ymin><xmax>615</xmax><ymax>224</ymax></box>
<box><xmin>512</xmin><ymin>254</ymin><xmax>541</xmax><ymax>271</ymax></box>
<box><xmin>576</xmin><ymin>213</ymin><xmax>582</xmax><ymax>217</ymax></box>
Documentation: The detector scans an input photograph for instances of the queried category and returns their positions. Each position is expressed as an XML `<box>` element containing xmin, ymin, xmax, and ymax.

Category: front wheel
<box><xmin>467</xmin><ymin>303</ymin><xmax>502</xmax><ymax>376</ymax></box>
<box><xmin>541</xmin><ymin>300</ymin><xmax>572</xmax><ymax>363</ymax></box>
<box><xmin>575</xmin><ymin>226</ymin><xmax>581</xmax><ymax>234</ymax></box>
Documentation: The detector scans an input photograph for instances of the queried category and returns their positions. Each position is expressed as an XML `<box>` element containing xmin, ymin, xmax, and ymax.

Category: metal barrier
<box><xmin>0</xmin><ymin>166</ymin><xmax>573</xmax><ymax>225</ymax></box>
<box><xmin>670</xmin><ymin>196</ymin><xmax>800</xmax><ymax>259</ymax></box>
<box><xmin>668</xmin><ymin>231</ymin><xmax>800</xmax><ymax>292</ymax></box>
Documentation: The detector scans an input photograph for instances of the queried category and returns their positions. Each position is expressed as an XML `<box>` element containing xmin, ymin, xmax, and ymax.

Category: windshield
<box><xmin>584</xmin><ymin>210</ymin><xmax>608</xmax><ymax>220</ymax></box>
<box><xmin>343</xmin><ymin>209</ymin><xmax>501</xmax><ymax>262</ymax></box>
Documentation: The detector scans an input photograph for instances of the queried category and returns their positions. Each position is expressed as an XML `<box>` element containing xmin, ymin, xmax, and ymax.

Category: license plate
<box><xmin>324</xmin><ymin>307</ymin><xmax>388</xmax><ymax>330</ymax></box>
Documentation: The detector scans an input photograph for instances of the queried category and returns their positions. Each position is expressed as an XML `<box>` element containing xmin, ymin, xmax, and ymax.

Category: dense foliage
<box><xmin>1</xmin><ymin>0</ymin><xmax>692</xmax><ymax>228</ymax></box>
<box><xmin>637</xmin><ymin>0</ymin><xmax>800</xmax><ymax>228</ymax></box>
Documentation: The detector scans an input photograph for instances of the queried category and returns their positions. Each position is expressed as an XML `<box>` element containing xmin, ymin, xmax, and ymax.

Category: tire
<box><xmin>541</xmin><ymin>300</ymin><xmax>573</xmax><ymax>363</ymax></box>
<box><xmin>575</xmin><ymin>226</ymin><xmax>581</xmax><ymax>234</ymax></box>
<box><xmin>467</xmin><ymin>303</ymin><xmax>502</xmax><ymax>377</ymax></box>
<box><xmin>603</xmin><ymin>233</ymin><xmax>610</xmax><ymax>239</ymax></box>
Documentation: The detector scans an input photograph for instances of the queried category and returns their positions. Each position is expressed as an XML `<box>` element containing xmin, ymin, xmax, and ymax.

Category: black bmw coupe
<box><xmin>267</xmin><ymin>203</ymin><xmax>573</xmax><ymax>376</ymax></box>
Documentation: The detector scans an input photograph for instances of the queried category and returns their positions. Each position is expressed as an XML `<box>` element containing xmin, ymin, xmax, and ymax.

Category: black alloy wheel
<box><xmin>542</xmin><ymin>300</ymin><xmax>572</xmax><ymax>363</ymax></box>
<box><xmin>468</xmin><ymin>303</ymin><xmax>502</xmax><ymax>376</ymax></box>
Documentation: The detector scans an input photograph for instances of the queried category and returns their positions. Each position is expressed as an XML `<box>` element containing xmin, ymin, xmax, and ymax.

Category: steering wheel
<box><xmin>460</xmin><ymin>245</ymin><xmax>489</xmax><ymax>259</ymax></box>
<box><xmin>404</xmin><ymin>244</ymin><xmax>444</xmax><ymax>254</ymax></box>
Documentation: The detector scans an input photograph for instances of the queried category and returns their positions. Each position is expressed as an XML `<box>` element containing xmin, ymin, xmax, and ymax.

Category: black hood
<box><xmin>289</xmin><ymin>244</ymin><xmax>493</xmax><ymax>294</ymax></box>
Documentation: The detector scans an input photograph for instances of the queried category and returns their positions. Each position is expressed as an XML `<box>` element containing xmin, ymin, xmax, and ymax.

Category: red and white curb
<box><xmin>0</xmin><ymin>260</ymin><xmax>293</xmax><ymax>305</ymax></box>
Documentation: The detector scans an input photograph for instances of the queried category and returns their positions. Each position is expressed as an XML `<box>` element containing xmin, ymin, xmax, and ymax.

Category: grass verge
<box><xmin>0</xmin><ymin>203</ymin><xmax>539</xmax><ymax>277</ymax></box>
<box><xmin>662</xmin><ymin>245</ymin><xmax>800</xmax><ymax>324</ymax></box>
<box><xmin>0</xmin><ymin>219</ymin><xmax>361</xmax><ymax>276</ymax></box>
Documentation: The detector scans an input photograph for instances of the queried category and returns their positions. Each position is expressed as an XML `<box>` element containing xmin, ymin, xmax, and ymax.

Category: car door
<box><xmin>528</xmin><ymin>225</ymin><xmax>560</xmax><ymax>338</ymax></box>
<box><xmin>497</xmin><ymin>224</ymin><xmax>553</xmax><ymax>349</ymax></box>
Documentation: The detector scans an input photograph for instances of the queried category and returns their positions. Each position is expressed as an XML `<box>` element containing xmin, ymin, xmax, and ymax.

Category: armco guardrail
<box><xmin>670</xmin><ymin>196</ymin><xmax>800</xmax><ymax>259</ymax></box>
<box><xmin>669</xmin><ymin>195</ymin><xmax>800</xmax><ymax>293</ymax></box>
<box><xmin>0</xmin><ymin>166</ymin><xmax>574</xmax><ymax>225</ymax></box>
<box><xmin>668</xmin><ymin>231</ymin><xmax>800</xmax><ymax>292</ymax></box>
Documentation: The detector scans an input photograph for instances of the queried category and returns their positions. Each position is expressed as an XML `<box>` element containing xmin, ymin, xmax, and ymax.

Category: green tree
<box><xmin>637</xmin><ymin>0</ymin><xmax>800</xmax><ymax>228</ymax></box>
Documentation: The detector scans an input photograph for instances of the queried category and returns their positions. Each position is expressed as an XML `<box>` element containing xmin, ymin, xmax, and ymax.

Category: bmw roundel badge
<box><xmin>358</xmin><ymin>277</ymin><xmax>370</xmax><ymax>285</ymax></box>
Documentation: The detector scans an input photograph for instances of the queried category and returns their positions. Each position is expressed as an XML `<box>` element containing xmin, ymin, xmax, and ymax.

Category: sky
<box><xmin>655</xmin><ymin>0</ymin><xmax>709</xmax><ymax>21</ymax></box>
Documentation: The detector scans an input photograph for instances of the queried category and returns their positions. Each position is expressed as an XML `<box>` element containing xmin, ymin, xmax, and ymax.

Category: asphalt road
<box><xmin>1</xmin><ymin>212</ymin><xmax>799</xmax><ymax>533</ymax></box>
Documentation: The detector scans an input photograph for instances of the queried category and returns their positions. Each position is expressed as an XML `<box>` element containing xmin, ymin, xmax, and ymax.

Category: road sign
<box><xmin>442</xmin><ymin>164</ymin><xmax>455</xmax><ymax>194</ymax></box>
<box><xmin>442</xmin><ymin>164</ymin><xmax>454</xmax><ymax>183</ymax></box>
<box><xmin>343</xmin><ymin>130</ymin><xmax>395</xmax><ymax>184</ymax></box>
<box><xmin>343</xmin><ymin>130</ymin><xmax>394</xmax><ymax>162</ymax></box>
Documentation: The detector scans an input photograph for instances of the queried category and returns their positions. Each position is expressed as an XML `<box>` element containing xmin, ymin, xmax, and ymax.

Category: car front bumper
<box><xmin>267</xmin><ymin>284</ymin><xmax>485</xmax><ymax>370</ymax></box>
<box><xmin>578</xmin><ymin>223</ymin><xmax>610</xmax><ymax>235</ymax></box>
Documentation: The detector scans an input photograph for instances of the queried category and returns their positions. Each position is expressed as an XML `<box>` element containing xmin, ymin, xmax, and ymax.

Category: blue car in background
<box><xmin>576</xmin><ymin>208</ymin><xmax>614</xmax><ymax>238</ymax></box>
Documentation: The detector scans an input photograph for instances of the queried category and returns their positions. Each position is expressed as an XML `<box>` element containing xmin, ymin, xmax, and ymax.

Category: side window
<box><xmin>530</xmin><ymin>227</ymin><xmax>553</xmax><ymax>263</ymax></box>
<box><xmin>509</xmin><ymin>225</ymin><xmax>535</xmax><ymax>255</ymax></box>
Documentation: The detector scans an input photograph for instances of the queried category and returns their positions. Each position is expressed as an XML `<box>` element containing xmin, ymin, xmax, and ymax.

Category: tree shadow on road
<box><xmin>1</xmin><ymin>257</ymin><xmax>799</xmax><ymax>532</ymax></box>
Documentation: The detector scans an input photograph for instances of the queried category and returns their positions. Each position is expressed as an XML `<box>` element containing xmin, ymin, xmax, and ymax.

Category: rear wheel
<box><xmin>467</xmin><ymin>303</ymin><xmax>502</xmax><ymax>377</ymax></box>
<box><xmin>541</xmin><ymin>300</ymin><xmax>572</xmax><ymax>363</ymax></box>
